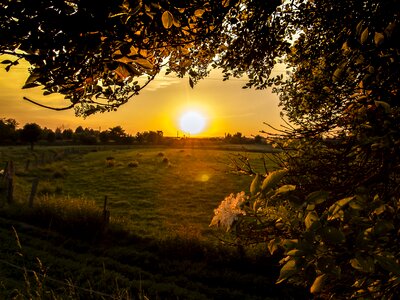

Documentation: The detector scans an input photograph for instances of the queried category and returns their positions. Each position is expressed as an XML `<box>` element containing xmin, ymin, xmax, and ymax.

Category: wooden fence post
<box><xmin>28</xmin><ymin>178</ymin><xmax>39</xmax><ymax>208</ymax></box>
<box><xmin>25</xmin><ymin>159</ymin><xmax>30</xmax><ymax>171</ymax></box>
<box><xmin>6</xmin><ymin>161</ymin><xmax>14</xmax><ymax>204</ymax></box>
<box><xmin>102</xmin><ymin>196</ymin><xmax>110</xmax><ymax>233</ymax></box>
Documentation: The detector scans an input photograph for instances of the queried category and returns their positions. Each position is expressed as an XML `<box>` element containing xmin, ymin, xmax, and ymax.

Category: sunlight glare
<box><xmin>179</xmin><ymin>111</ymin><xmax>206</xmax><ymax>135</ymax></box>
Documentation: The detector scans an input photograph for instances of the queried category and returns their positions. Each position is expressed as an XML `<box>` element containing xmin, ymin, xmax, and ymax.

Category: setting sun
<box><xmin>179</xmin><ymin>111</ymin><xmax>206</xmax><ymax>135</ymax></box>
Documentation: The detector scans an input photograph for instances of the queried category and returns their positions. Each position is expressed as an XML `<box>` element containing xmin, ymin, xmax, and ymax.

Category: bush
<box><xmin>127</xmin><ymin>161</ymin><xmax>139</xmax><ymax>168</ymax></box>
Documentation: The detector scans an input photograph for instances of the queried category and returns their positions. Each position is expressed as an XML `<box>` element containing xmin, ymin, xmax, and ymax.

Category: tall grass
<box><xmin>3</xmin><ymin>195</ymin><xmax>131</xmax><ymax>240</ymax></box>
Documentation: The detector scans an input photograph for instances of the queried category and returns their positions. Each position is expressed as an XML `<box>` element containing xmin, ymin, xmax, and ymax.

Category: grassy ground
<box><xmin>1</xmin><ymin>145</ymin><xmax>275</xmax><ymax>240</ymax></box>
<box><xmin>0</xmin><ymin>145</ymin><xmax>309</xmax><ymax>299</ymax></box>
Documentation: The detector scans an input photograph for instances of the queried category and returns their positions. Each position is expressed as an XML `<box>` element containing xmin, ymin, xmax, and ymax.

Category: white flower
<box><xmin>210</xmin><ymin>191</ymin><xmax>247</xmax><ymax>231</ymax></box>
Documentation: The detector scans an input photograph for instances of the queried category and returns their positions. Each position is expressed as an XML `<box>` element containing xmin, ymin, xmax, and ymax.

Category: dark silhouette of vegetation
<box><xmin>0</xmin><ymin>118</ymin><xmax>17</xmax><ymax>144</ymax></box>
<box><xmin>20</xmin><ymin>123</ymin><xmax>42</xmax><ymax>150</ymax></box>
<box><xmin>224</xmin><ymin>132</ymin><xmax>265</xmax><ymax>144</ymax></box>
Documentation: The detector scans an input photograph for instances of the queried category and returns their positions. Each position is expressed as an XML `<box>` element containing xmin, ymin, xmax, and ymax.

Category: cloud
<box><xmin>143</xmin><ymin>75</ymin><xmax>181</xmax><ymax>92</ymax></box>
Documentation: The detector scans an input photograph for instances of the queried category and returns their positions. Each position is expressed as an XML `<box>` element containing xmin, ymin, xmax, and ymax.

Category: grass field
<box><xmin>0</xmin><ymin>144</ymin><xmax>308</xmax><ymax>299</ymax></box>
<box><xmin>1</xmin><ymin>145</ymin><xmax>275</xmax><ymax>240</ymax></box>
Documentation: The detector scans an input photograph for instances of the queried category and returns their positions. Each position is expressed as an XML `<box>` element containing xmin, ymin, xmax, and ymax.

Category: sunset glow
<box><xmin>179</xmin><ymin>111</ymin><xmax>206</xmax><ymax>135</ymax></box>
<box><xmin>0</xmin><ymin>56</ymin><xmax>283</xmax><ymax>137</ymax></box>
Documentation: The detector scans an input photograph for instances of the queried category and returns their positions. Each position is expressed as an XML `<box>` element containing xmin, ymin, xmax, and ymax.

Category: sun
<box><xmin>179</xmin><ymin>111</ymin><xmax>206</xmax><ymax>135</ymax></box>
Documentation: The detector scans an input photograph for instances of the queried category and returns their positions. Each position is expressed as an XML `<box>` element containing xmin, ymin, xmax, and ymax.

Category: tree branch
<box><xmin>23</xmin><ymin>97</ymin><xmax>76</xmax><ymax>111</ymax></box>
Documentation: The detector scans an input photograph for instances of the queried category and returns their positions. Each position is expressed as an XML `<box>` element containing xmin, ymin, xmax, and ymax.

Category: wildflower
<box><xmin>210</xmin><ymin>191</ymin><xmax>247</xmax><ymax>231</ymax></box>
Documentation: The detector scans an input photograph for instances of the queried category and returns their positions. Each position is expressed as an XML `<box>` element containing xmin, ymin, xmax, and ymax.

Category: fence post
<box><xmin>25</xmin><ymin>159</ymin><xmax>30</xmax><ymax>171</ymax></box>
<box><xmin>1</xmin><ymin>161</ymin><xmax>7</xmax><ymax>182</ymax></box>
<box><xmin>102</xmin><ymin>196</ymin><xmax>110</xmax><ymax>233</ymax></box>
<box><xmin>6</xmin><ymin>161</ymin><xmax>14</xmax><ymax>204</ymax></box>
<box><xmin>28</xmin><ymin>178</ymin><xmax>39</xmax><ymax>208</ymax></box>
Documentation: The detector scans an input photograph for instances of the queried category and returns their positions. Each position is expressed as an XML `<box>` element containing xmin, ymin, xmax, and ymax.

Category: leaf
<box><xmin>194</xmin><ymin>9</ymin><xmax>205</xmax><ymax>17</ymax></box>
<box><xmin>162</xmin><ymin>11</ymin><xmax>174</xmax><ymax>29</ymax></box>
<box><xmin>384</xmin><ymin>22</ymin><xmax>396</xmax><ymax>38</ymax></box>
<box><xmin>261</xmin><ymin>169</ymin><xmax>288</xmax><ymax>193</ymax></box>
<box><xmin>222</xmin><ymin>0</ymin><xmax>230</xmax><ymax>7</ymax></box>
<box><xmin>305</xmin><ymin>211</ymin><xmax>319</xmax><ymax>230</ymax></box>
<box><xmin>275</xmin><ymin>185</ymin><xmax>296</xmax><ymax>195</ymax></box>
<box><xmin>189</xmin><ymin>77</ymin><xmax>194</xmax><ymax>88</ymax></box>
<box><xmin>373</xmin><ymin>220</ymin><xmax>394</xmax><ymax>235</ymax></box>
<box><xmin>22</xmin><ymin>83</ymin><xmax>41</xmax><ymax>89</ymax></box>
<box><xmin>332</xmin><ymin>67</ymin><xmax>344</xmax><ymax>82</ymax></box>
<box><xmin>134</xmin><ymin>58</ymin><xmax>154</xmax><ymax>69</ymax></box>
<box><xmin>277</xmin><ymin>259</ymin><xmax>298</xmax><ymax>284</ymax></box>
<box><xmin>360</xmin><ymin>28</ymin><xmax>369</xmax><ymax>44</ymax></box>
<box><xmin>328</xmin><ymin>197</ymin><xmax>354</xmax><ymax>220</ymax></box>
<box><xmin>250</xmin><ymin>173</ymin><xmax>261</xmax><ymax>196</ymax></box>
<box><xmin>173</xmin><ymin>17</ymin><xmax>181</xmax><ymax>27</ymax></box>
<box><xmin>281</xmin><ymin>239</ymin><xmax>298</xmax><ymax>251</ymax></box>
<box><xmin>306</xmin><ymin>190</ymin><xmax>328</xmax><ymax>205</ymax></box>
<box><xmin>24</xmin><ymin>71</ymin><xmax>41</xmax><ymax>86</ymax></box>
<box><xmin>374</xmin><ymin>101</ymin><xmax>391</xmax><ymax>113</ymax></box>
<box><xmin>373</xmin><ymin>204</ymin><xmax>385</xmax><ymax>215</ymax></box>
<box><xmin>310</xmin><ymin>274</ymin><xmax>327</xmax><ymax>294</ymax></box>
<box><xmin>350</xmin><ymin>256</ymin><xmax>375</xmax><ymax>273</ymax></box>
<box><xmin>375</xmin><ymin>255</ymin><xmax>400</xmax><ymax>275</ymax></box>
<box><xmin>286</xmin><ymin>249</ymin><xmax>305</xmax><ymax>257</ymax></box>
<box><xmin>268</xmin><ymin>238</ymin><xmax>280</xmax><ymax>255</ymax></box>
<box><xmin>320</xmin><ymin>227</ymin><xmax>345</xmax><ymax>244</ymax></box>
<box><xmin>374</xmin><ymin>32</ymin><xmax>385</xmax><ymax>46</ymax></box>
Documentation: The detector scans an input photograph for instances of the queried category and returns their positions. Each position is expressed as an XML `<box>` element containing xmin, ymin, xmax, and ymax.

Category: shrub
<box><xmin>211</xmin><ymin>157</ymin><xmax>400</xmax><ymax>299</ymax></box>
<box><xmin>127</xmin><ymin>161</ymin><xmax>139</xmax><ymax>168</ymax></box>
<box><xmin>52</xmin><ymin>170</ymin><xmax>64</xmax><ymax>179</ymax></box>
<box><xmin>105</xmin><ymin>159</ymin><xmax>115</xmax><ymax>167</ymax></box>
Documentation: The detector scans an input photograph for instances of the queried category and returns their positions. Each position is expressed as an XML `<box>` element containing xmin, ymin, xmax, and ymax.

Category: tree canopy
<box><xmin>1</xmin><ymin>0</ymin><xmax>283</xmax><ymax>116</ymax></box>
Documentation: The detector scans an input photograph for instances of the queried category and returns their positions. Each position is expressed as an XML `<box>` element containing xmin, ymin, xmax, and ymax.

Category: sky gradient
<box><xmin>0</xmin><ymin>56</ymin><xmax>283</xmax><ymax>137</ymax></box>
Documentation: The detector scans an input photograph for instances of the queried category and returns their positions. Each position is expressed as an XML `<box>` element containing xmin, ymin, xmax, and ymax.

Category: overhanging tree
<box><xmin>0</xmin><ymin>0</ymin><xmax>281</xmax><ymax>116</ymax></box>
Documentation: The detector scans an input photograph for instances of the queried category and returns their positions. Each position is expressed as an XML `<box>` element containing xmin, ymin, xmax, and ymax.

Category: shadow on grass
<box><xmin>0</xmin><ymin>199</ymin><xmax>311</xmax><ymax>300</ymax></box>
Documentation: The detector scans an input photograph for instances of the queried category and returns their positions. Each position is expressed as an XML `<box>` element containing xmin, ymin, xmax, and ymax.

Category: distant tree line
<box><xmin>0</xmin><ymin>117</ymin><xmax>166</xmax><ymax>149</ymax></box>
<box><xmin>1</xmin><ymin>118</ymin><xmax>266</xmax><ymax>149</ymax></box>
<box><xmin>224</xmin><ymin>132</ymin><xmax>266</xmax><ymax>144</ymax></box>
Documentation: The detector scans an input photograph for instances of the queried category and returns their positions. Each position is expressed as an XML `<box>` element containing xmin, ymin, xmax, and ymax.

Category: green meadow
<box><xmin>1</xmin><ymin>145</ymin><xmax>274</xmax><ymax>240</ymax></box>
<box><xmin>0</xmin><ymin>145</ymin><xmax>307</xmax><ymax>299</ymax></box>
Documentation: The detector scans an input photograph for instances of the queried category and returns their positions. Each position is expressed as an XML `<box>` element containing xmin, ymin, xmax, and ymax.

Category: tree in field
<box><xmin>108</xmin><ymin>126</ymin><xmax>126</xmax><ymax>142</ymax></box>
<box><xmin>99</xmin><ymin>130</ymin><xmax>110</xmax><ymax>143</ymax></box>
<box><xmin>20</xmin><ymin>123</ymin><xmax>42</xmax><ymax>150</ymax></box>
<box><xmin>62</xmin><ymin>128</ymin><xmax>74</xmax><ymax>140</ymax></box>
<box><xmin>1</xmin><ymin>0</ymin><xmax>400</xmax><ymax>298</ymax></box>
<box><xmin>41</xmin><ymin>127</ymin><xmax>56</xmax><ymax>143</ymax></box>
<box><xmin>0</xmin><ymin>118</ymin><xmax>17</xmax><ymax>144</ymax></box>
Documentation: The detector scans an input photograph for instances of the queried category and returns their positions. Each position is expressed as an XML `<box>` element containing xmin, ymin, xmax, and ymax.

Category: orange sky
<box><xmin>0</xmin><ymin>56</ymin><xmax>284</xmax><ymax>137</ymax></box>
